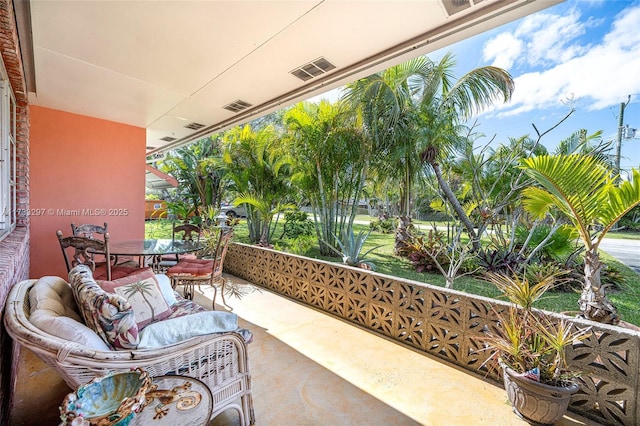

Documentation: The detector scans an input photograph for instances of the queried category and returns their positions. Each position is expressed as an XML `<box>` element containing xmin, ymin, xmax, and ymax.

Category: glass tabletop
<box><xmin>108</xmin><ymin>239</ymin><xmax>203</xmax><ymax>256</ymax></box>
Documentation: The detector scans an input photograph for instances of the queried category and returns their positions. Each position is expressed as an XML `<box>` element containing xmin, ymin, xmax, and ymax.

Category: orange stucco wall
<box><xmin>29</xmin><ymin>106</ymin><xmax>146</xmax><ymax>279</ymax></box>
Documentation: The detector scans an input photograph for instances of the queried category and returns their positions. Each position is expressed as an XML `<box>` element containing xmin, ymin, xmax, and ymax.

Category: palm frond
<box><xmin>599</xmin><ymin>168</ymin><xmax>640</xmax><ymax>233</ymax></box>
<box><xmin>444</xmin><ymin>66</ymin><xmax>514</xmax><ymax>119</ymax></box>
<box><xmin>521</xmin><ymin>187</ymin><xmax>566</xmax><ymax>220</ymax></box>
<box><xmin>521</xmin><ymin>154</ymin><xmax>613</xmax><ymax>235</ymax></box>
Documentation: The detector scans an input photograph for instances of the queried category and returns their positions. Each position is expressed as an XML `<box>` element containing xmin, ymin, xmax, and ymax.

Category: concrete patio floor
<box><xmin>9</xmin><ymin>273</ymin><xmax>603</xmax><ymax>426</ymax></box>
<box><xmin>202</xmin><ymin>274</ymin><xmax>601</xmax><ymax>426</ymax></box>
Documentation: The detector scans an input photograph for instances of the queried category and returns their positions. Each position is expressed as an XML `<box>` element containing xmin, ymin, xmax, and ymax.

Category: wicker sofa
<box><xmin>3</xmin><ymin>267</ymin><xmax>255</xmax><ymax>425</ymax></box>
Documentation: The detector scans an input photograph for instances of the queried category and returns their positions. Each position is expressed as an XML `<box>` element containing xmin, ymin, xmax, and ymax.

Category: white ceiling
<box><xmin>21</xmin><ymin>0</ymin><xmax>562</xmax><ymax>156</ymax></box>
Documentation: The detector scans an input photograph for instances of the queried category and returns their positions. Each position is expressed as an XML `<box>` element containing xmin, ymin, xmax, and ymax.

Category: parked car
<box><xmin>220</xmin><ymin>203</ymin><xmax>247</xmax><ymax>218</ymax></box>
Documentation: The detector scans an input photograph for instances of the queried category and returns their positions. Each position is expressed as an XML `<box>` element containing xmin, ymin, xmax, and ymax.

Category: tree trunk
<box><xmin>430</xmin><ymin>161</ymin><xmax>480</xmax><ymax>251</ymax></box>
<box><xmin>445</xmin><ymin>276</ymin><xmax>454</xmax><ymax>289</ymax></box>
<box><xmin>578</xmin><ymin>248</ymin><xmax>620</xmax><ymax>325</ymax></box>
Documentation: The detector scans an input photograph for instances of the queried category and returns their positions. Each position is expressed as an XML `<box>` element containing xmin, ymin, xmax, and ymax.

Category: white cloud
<box><xmin>603</xmin><ymin>2</ymin><xmax>640</xmax><ymax>49</ymax></box>
<box><xmin>484</xmin><ymin>3</ymin><xmax>640</xmax><ymax>119</ymax></box>
<box><xmin>516</xmin><ymin>9</ymin><xmax>587</xmax><ymax>67</ymax></box>
<box><xmin>482</xmin><ymin>32</ymin><xmax>522</xmax><ymax>69</ymax></box>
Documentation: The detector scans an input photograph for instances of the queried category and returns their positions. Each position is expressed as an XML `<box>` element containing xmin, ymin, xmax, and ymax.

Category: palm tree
<box><xmin>234</xmin><ymin>192</ymin><xmax>295</xmax><ymax>246</ymax></box>
<box><xmin>160</xmin><ymin>136</ymin><xmax>227</xmax><ymax>218</ymax></box>
<box><xmin>521</xmin><ymin>154</ymin><xmax>640</xmax><ymax>324</ymax></box>
<box><xmin>344</xmin><ymin>53</ymin><xmax>514</xmax><ymax>247</ymax></box>
<box><xmin>416</xmin><ymin>53</ymin><xmax>515</xmax><ymax>250</ymax></box>
<box><xmin>343</xmin><ymin>57</ymin><xmax>433</xmax><ymax>217</ymax></box>
<box><xmin>222</xmin><ymin>124</ymin><xmax>293</xmax><ymax>245</ymax></box>
<box><xmin>284</xmin><ymin>101</ymin><xmax>369</xmax><ymax>255</ymax></box>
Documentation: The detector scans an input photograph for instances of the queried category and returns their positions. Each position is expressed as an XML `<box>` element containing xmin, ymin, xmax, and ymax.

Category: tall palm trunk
<box><xmin>423</xmin><ymin>146</ymin><xmax>479</xmax><ymax>250</ymax></box>
<box><xmin>579</xmin><ymin>248</ymin><xmax>619</xmax><ymax>324</ymax></box>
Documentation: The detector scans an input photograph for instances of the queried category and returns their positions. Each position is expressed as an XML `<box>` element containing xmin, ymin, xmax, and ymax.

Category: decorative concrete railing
<box><xmin>225</xmin><ymin>243</ymin><xmax>640</xmax><ymax>426</ymax></box>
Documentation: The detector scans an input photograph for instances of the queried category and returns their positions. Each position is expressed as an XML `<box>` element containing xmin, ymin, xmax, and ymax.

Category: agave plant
<box><xmin>330</xmin><ymin>228</ymin><xmax>382</xmax><ymax>271</ymax></box>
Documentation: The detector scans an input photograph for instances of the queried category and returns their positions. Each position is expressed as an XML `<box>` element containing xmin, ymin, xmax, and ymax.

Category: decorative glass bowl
<box><xmin>60</xmin><ymin>369</ymin><xmax>152</xmax><ymax>426</ymax></box>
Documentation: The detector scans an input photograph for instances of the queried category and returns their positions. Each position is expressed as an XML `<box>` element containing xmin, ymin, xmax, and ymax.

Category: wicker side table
<box><xmin>132</xmin><ymin>375</ymin><xmax>213</xmax><ymax>425</ymax></box>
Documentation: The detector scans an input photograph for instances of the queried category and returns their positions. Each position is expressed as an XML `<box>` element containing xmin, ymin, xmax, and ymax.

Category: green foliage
<box><xmin>281</xmin><ymin>210</ymin><xmax>314</xmax><ymax>239</ymax></box>
<box><xmin>601</xmin><ymin>263</ymin><xmax>625</xmax><ymax>290</ymax></box>
<box><xmin>521</xmin><ymin>155</ymin><xmax>640</xmax><ymax>249</ymax></box>
<box><xmin>274</xmin><ymin>235</ymin><xmax>316</xmax><ymax>256</ymax></box>
<box><xmin>199</xmin><ymin>226</ymin><xmax>223</xmax><ymax>258</ymax></box>
<box><xmin>160</xmin><ymin>136</ymin><xmax>226</xmax><ymax>216</ymax></box>
<box><xmin>284</xmin><ymin>101</ymin><xmax>369</xmax><ymax>256</ymax></box>
<box><xmin>524</xmin><ymin>263</ymin><xmax>573</xmax><ymax>292</ymax></box>
<box><xmin>222</xmin><ymin>124</ymin><xmax>295</xmax><ymax>245</ymax></box>
<box><xmin>477</xmin><ymin>249</ymin><xmax>524</xmax><ymax>274</ymax></box>
<box><xmin>401</xmin><ymin>229</ymin><xmax>450</xmax><ymax>273</ymax></box>
<box><xmin>619</xmin><ymin>205</ymin><xmax>640</xmax><ymax>231</ymax></box>
<box><xmin>522</xmin><ymin>155</ymin><xmax>640</xmax><ymax>323</ymax></box>
<box><xmin>485</xmin><ymin>272</ymin><xmax>559</xmax><ymax>310</ymax></box>
<box><xmin>369</xmin><ymin>218</ymin><xmax>396</xmax><ymax>233</ymax></box>
<box><xmin>514</xmin><ymin>224</ymin><xmax>577</xmax><ymax>262</ymax></box>
<box><xmin>164</xmin><ymin>200</ymin><xmax>195</xmax><ymax>222</ymax></box>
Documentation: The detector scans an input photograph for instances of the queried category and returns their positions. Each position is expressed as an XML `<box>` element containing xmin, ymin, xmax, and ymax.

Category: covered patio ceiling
<box><xmin>17</xmin><ymin>0</ymin><xmax>562</xmax><ymax>157</ymax></box>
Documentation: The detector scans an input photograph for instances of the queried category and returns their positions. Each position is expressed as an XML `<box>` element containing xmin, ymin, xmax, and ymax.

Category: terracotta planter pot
<box><xmin>501</xmin><ymin>364</ymin><xmax>579</xmax><ymax>425</ymax></box>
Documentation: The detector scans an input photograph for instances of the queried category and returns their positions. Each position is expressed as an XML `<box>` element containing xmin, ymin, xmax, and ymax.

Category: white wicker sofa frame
<box><xmin>4</xmin><ymin>279</ymin><xmax>255</xmax><ymax>425</ymax></box>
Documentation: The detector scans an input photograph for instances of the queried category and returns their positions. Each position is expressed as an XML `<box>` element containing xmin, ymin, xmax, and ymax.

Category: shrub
<box><xmin>282</xmin><ymin>210</ymin><xmax>314</xmax><ymax>239</ymax></box>
<box><xmin>369</xmin><ymin>218</ymin><xmax>396</xmax><ymax>233</ymax></box>
<box><xmin>477</xmin><ymin>249</ymin><xmax>525</xmax><ymax>274</ymax></box>
<box><xmin>402</xmin><ymin>229</ymin><xmax>450</xmax><ymax>273</ymax></box>
<box><xmin>524</xmin><ymin>262</ymin><xmax>573</xmax><ymax>291</ymax></box>
<box><xmin>276</xmin><ymin>235</ymin><xmax>316</xmax><ymax>256</ymax></box>
<box><xmin>514</xmin><ymin>224</ymin><xmax>578</xmax><ymax>262</ymax></box>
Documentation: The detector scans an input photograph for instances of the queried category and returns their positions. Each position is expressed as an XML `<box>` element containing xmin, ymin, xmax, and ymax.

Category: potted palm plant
<box><xmin>481</xmin><ymin>272</ymin><xmax>591</xmax><ymax>425</ymax></box>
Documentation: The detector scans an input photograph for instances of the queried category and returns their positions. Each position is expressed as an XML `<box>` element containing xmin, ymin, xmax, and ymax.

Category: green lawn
<box><xmin>146</xmin><ymin>218</ymin><xmax>640</xmax><ymax>326</ymax></box>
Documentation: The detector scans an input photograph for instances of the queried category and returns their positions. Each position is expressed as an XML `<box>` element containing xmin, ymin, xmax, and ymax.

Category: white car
<box><xmin>220</xmin><ymin>204</ymin><xmax>247</xmax><ymax>218</ymax></box>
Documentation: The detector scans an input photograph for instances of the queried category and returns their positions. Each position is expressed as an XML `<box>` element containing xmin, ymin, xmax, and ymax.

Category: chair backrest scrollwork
<box><xmin>211</xmin><ymin>229</ymin><xmax>233</xmax><ymax>277</ymax></box>
<box><xmin>56</xmin><ymin>230</ymin><xmax>114</xmax><ymax>280</ymax></box>
<box><xmin>71</xmin><ymin>222</ymin><xmax>108</xmax><ymax>239</ymax></box>
<box><xmin>172</xmin><ymin>223</ymin><xmax>201</xmax><ymax>242</ymax></box>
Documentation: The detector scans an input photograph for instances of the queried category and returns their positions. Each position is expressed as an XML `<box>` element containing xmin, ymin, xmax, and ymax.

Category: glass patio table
<box><xmin>108</xmin><ymin>239</ymin><xmax>204</xmax><ymax>273</ymax></box>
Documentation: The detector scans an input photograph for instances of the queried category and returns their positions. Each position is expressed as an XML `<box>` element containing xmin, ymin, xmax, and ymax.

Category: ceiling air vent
<box><xmin>290</xmin><ymin>57</ymin><xmax>336</xmax><ymax>82</ymax></box>
<box><xmin>224</xmin><ymin>100</ymin><xmax>253</xmax><ymax>113</ymax></box>
<box><xmin>442</xmin><ymin>0</ymin><xmax>480</xmax><ymax>16</ymax></box>
<box><xmin>184</xmin><ymin>122</ymin><xmax>206</xmax><ymax>130</ymax></box>
<box><xmin>160</xmin><ymin>136</ymin><xmax>177</xmax><ymax>142</ymax></box>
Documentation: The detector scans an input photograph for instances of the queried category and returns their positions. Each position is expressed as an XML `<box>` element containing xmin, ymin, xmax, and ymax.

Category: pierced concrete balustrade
<box><xmin>225</xmin><ymin>243</ymin><xmax>640</xmax><ymax>426</ymax></box>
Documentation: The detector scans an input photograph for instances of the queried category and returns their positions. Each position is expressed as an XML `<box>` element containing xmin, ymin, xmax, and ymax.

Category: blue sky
<box><xmin>311</xmin><ymin>0</ymin><xmax>640</xmax><ymax>177</ymax></box>
<box><xmin>438</xmin><ymin>0</ymin><xmax>640</xmax><ymax>176</ymax></box>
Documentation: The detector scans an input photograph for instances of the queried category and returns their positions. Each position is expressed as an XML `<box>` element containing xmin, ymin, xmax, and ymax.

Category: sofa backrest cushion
<box><xmin>29</xmin><ymin>276</ymin><xmax>82</xmax><ymax>322</ymax></box>
<box><xmin>28</xmin><ymin>276</ymin><xmax>111</xmax><ymax>351</ymax></box>
<box><xmin>98</xmin><ymin>268</ymin><xmax>172</xmax><ymax>329</ymax></box>
<box><xmin>69</xmin><ymin>265</ymin><xmax>139</xmax><ymax>350</ymax></box>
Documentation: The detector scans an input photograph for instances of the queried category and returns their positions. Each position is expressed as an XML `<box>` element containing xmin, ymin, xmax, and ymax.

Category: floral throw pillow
<box><xmin>98</xmin><ymin>268</ymin><xmax>171</xmax><ymax>329</ymax></box>
<box><xmin>68</xmin><ymin>265</ymin><xmax>139</xmax><ymax>350</ymax></box>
